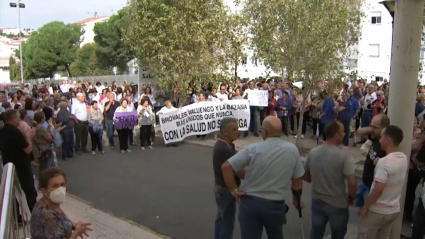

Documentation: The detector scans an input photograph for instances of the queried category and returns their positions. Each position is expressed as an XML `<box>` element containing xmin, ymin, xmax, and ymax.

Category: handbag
<box><xmin>93</xmin><ymin>120</ymin><xmax>102</xmax><ymax>134</ymax></box>
<box><xmin>33</xmin><ymin>140</ymin><xmax>57</xmax><ymax>172</ymax></box>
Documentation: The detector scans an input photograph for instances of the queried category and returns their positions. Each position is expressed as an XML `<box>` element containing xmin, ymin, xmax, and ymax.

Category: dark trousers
<box><xmin>214</xmin><ymin>186</ymin><xmax>236</xmax><ymax>239</ymax></box>
<box><xmin>117</xmin><ymin>129</ymin><xmax>130</xmax><ymax>151</ymax></box>
<box><xmin>319</xmin><ymin>122</ymin><xmax>326</xmax><ymax>141</ymax></box>
<box><xmin>411</xmin><ymin>198</ymin><xmax>425</xmax><ymax>239</ymax></box>
<box><xmin>140</xmin><ymin>125</ymin><xmax>152</xmax><ymax>147</ymax></box>
<box><xmin>238</xmin><ymin>196</ymin><xmax>286</xmax><ymax>239</ymax></box>
<box><xmin>154</xmin><ymin>106</ymin><xmax>162</xmax><ymax>125</ymax></box>
<box><xmin>310</xmin><ymin>197</ymin><xmax>349</xmax><ymax>239</ymax></box>
<box><xmin>13</xmin><ymin>161</ymin><xmax>37</xmax><ymax>212</ymax></box>
<box><xmin>405</xmin><ymin>169</ymin><xmax>422</xmax><ymax>219</ymax></box>
<box><xmin>89</xmin><ymin>126</ymin><xmax>103</xmax><ymax>152</ymax></box>
<box><xmin>289</xmin><ymin>115</ymin><xmax>295</xmax><ymax>133</ymax></box>
<box><xmin>296</xmin><ymin>111</ymin><xmax>310</xmax><ymax>135</ymax></box>
<box><xmin>128</xmin><ymin>129</ymin><xmax>134</xmax><ymax>145</ymax></box>
<box><xmin>312</xmin><ymin>118</ymin><xmax>320</xmax><ymax>136</ymax></box>
<box><xmin>74</xmin><ymin>120</ymin><xmax>88</xmax><ymax>152</ymax></box>
<box><xmin>249</xmin><ymin>106</ymin><xmax>259</xmax><ymax>134</ymax></box>
<box><xmin>280</xmin><ymin>116</ymin><xmax>289</xmax><ymax>135</ymax></box>
<box><xmin>60</xmin><ymin>129</ymin><xmax>74</xmax><ymax>159</ymax></box>
<box><xmin>340</xmin><ymin>119</ymin><xmax>350</xmax><ymax>146</ymax></box>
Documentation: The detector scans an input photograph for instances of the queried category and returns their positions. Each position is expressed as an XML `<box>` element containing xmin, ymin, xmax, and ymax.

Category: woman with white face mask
<box><xmin>30</xmin><ymin>167</ymin><xmax>92</xmax><ymax>239</ymax></box>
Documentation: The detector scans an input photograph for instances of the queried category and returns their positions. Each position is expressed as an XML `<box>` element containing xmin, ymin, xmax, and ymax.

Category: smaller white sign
<box><xmin>248</xmin><ymin>90</ymin><xmax>269</xmax><ymax>107</ymax></box>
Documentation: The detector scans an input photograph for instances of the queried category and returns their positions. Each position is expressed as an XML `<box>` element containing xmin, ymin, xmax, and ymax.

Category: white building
<box><xmin>345</xmin><ymin>0</ymin><xmax>393</xmax><ymax>84</ymax></box>
<box><xmin>0</xmin><ymin>57</ymin><xmax>10</xmax><ymax>83</ymax></box>
<box><xmin>75</xmin><ymin>13</ymin><xmax>109</xmax><ymax>46</ymax></box>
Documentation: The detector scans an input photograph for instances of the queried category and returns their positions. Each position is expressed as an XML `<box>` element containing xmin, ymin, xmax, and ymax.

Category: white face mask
<box><xmin>48</xmin><ymin>187</ymin><xmax>66</xmax><ymax>204</ymax></box>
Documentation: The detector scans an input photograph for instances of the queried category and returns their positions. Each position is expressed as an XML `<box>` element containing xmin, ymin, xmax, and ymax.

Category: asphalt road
<box><xmin>58</xmin><ymin>137</ymin><xmax>361</xmax><ymax>239</ymax></box>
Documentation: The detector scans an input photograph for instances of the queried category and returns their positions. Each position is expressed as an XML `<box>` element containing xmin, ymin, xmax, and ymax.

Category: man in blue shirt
<box><xmin>319</xmin><ymin>92</ymin><xmax>334</xmax><ymax>142</ymax></box>
<box><xmin>348</xmin><ymin>89</ymin><xmax>360</xmax><ymax>146</ymax></box>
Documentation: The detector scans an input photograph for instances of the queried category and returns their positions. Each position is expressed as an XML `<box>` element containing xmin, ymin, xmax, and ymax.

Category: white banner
<box><xmin>159</xmin><ymin>100</ymin><xmax>251</xmax><ymax>144</ymax></box>
<box><xmin>248</xmin><ymin>90</ymin><xmax>269</xmax><ymax>106</ymax></box>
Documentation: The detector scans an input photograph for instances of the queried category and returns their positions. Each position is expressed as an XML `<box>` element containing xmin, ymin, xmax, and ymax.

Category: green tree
<box><xmin>8</xmin><ymin>56</ymin><xmax>20</xmax><ymax>82</ymax></box>
<box><xmin>21</xmin><ymin>21</ymin><xmax>83</xmax><ymax>79</ymax></box>
<box><xmin>239</xmin><ymin>0</ymin><xmax>363</xmax><ymax>148</ymax></box>
<box><xmin>70</xmin><ymin>43</ymin><xmax>111</xmax><ymax>76</ymax></box>
<box><xmin>93</xmin><ymin>8</ymin><xmax>134</xmax><ymax>74</ymax></box>
<box><xmin>125</xmin><ymin>0</ymin><xmax>243</xmax><ymax>94</ymax></box>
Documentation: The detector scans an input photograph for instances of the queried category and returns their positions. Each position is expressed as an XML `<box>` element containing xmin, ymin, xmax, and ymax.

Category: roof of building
<box><xmin>74</xmin><ymin>16</ymin><xmax>109</xmax><ymax>25</ymax></box>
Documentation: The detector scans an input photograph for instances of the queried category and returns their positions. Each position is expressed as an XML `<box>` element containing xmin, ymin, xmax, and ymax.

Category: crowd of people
<box><xmin>0</xmin><ymin>77</ymin><xmax>424</xmax><ymax>238</ymax></box>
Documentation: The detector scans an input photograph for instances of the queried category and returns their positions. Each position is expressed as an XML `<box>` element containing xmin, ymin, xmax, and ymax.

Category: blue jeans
<box><xmin>214</xmin><ymin>186</ymin><xmax>236</xmax><ymax>239</ymax></box>
<box><xmin>106</xmin><ymin>119</ymin><xmax>115</xmax><ymax>147</ymax></box>
<box><xmin>361</xmin><ymin>110</ymin><xmax>372</xmax><ymax>128</ymax></box>
<box><xmin>238</xmin><ymin>196</ymin><xmax>287</xmax><ymax>239</ymax></box>
<box><xmin>355</xmin><ymin>182</ymin><xmax>370</xmax><ymax>207</ymax></box>
<box><xmin>60</xmin><ymin>129</ymin><xmax>74</xmax><ymax>159</ymax></box>
<box><xmin>311</xmin><ymin>197</ymin><xmax>349</xmax><ymax>239</ymax></box>
<box><xmin>128</xmin><ymin>128</ymin><xmax>134</xmax><ymax>145</ymax></box>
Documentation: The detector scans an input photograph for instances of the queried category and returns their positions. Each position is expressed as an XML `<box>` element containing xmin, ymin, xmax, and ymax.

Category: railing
<box><xmin>0</xmin><ymin>163</ymin><xmax>31</xmax><ymax>239</ymax></box>
<box><xmin>24</xmin><ymin>74</ymin><xmax>141</xmax><ymax>86</ymax></box>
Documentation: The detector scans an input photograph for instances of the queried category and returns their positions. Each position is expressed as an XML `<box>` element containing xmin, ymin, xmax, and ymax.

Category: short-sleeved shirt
<box><xmin>227</xmin><ymin>137</ymin><xmax>305</xmax><ymax>201</ymax></box>
<box><xmin>104</xmin><ymin>101</ymin><xmax>120</xmax><ymax>120</ymax></box>
<box><xmin>0</xmin><ymin>123</ymin><xmax>30</xmax><ymax>166</ymax></box>
<box><xmin>71</xmin><ymin>101</ymin><xmax>88</xmax><ymax>121</ymax></box>
<box><xmin>305</xmin><ymin>144</ymin><xmax>355</xmax><ymax>208</ymax></box>
<box><xmin>362</xmin><ymin>134</ymin><xmax>386</xmax><ymax>188</ymax></box>
<box><xmin>213</xmin><ymin>140</ymin><xmax>239</xmax><ymax>187</ymax></box>
<box><xmin>369</xmin><ymin>152</ymin><xmax>408</xmax><ymax>214</ymax></box>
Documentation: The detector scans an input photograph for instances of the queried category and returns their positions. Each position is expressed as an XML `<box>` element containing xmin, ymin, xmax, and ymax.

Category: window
<box><xmin>375</xmin><ymin>76</ymin><xmax>383</xmax><ymax>82</ymax></box>
<box><xmin>420</xmin><ymin>49</ymin><xmax>425</xmax><ymax>59</ymax></box>
<box><xmin>241</xmin><ymin>57</ymin><xmax>247</xmax><ymax>65</ymax></box>
<box><xmin>368</xmin><ymin>44</ymin><xmax>380</xmax><ymax>57</ymax></box>
<box><xmin>371</xmin><ymin>12</ymin><xmax>382</xmax><ymax>25</ymax></box>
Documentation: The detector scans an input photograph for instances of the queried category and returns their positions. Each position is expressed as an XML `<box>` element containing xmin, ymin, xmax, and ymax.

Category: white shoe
<box><xmin>141</xmin><ymin>147</ymin><xmax>145</xmax><ymax>150</ymax></box>
<box><xmin>121</xmin><ymin>150</ymin><xmax>125</xmax><ymax>153</ymax></box>
<box><xmin>301</xmin><ymin>134</ymin><xmax>305</xmax><ymax>139</ymax></box>
<box><xmin>126</xmin><ymin>149</ymin><xmax>131</xmax><ymax>153</ymax></box>
<box><xmin>149</xmin><ymin>146</ymin><xmax>153</xmax><ymax>150</ymax></box>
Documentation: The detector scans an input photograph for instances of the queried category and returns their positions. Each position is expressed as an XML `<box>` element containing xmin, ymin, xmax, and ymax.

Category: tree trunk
<box><xmin>295</xmin><ymin>90</ymin><xmax>311</xmax><ymax>150</ymax></box>
<box><xmin>64</xmin><ymin>64</ymin><xmax>72</xmax><ymax>77</ymax></box>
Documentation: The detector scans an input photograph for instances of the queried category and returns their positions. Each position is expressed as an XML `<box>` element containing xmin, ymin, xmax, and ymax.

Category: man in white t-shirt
<box><xmin>216</xmin><ymin>84</ymin><xmax>228</xmax><ymax>101</ymax></box>
<box><xmin>358</xmin><ymin>125</ymin><xmax>407</xmax><ymax>239</ymax></box>
<box><xmin>242</xmin><ymin>80</ymin><xmax>259</xmax><ymax>137</ymax></box>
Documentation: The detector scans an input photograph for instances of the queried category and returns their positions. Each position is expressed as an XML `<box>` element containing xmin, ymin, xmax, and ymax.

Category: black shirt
<box><xmin>362</xmin><ymin>134</ymin><xmax>386</xmax><ymax>188</ymax></box>
<box><xmin>213</xmin><ymin>140</ymin><xmax>240</xmax><ymax>187</ymax></box>
<box><xmin>0</xmin><ymin>123</ymin><xmax>30</xmax><ymax>166</ymax></box>
<box><xmin>104</xmin><ymin>101</ymin><xmax>120</xmax><ymax>120</ymax></box>
<box><xmin>0</xmin><ymin>112</ymin><xmax>4</xmax><ymax>124</ymax></box>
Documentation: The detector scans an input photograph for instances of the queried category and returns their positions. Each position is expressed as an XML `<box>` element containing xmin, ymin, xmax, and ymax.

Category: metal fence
<box><xmin>24</xmin><ymin>74</ymin><xmax>143</xmax><ymax>86</ymax></box>
<box><xmin>0</xmin><ymin>163</ymin><xmax>32</xmax><ymax>239</ymax></box>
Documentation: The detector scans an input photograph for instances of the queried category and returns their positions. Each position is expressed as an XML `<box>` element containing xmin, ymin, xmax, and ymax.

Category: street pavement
<box><xmin>58</xmin><ymin>137</ymin><xmax>363</xmax><ymax>239</ymax></box>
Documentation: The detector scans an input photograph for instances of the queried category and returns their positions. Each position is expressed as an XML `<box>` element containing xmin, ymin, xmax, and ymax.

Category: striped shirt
<box><xmin>227</xmin><ymin>137</ymin><xmax>305</xmax><ymax>201</ymax></box>
<box><xmin>369</xmin><ymin>152</ymin><xmax>408</xmax><ymax>214</ymax></box>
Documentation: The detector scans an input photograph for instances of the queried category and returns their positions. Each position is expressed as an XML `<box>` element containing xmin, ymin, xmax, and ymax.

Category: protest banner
<box><xmin>114</xmin><ymin>111</ymin><xmax>138</xmax><ymax>130</ymax></box>
<box><xmin>247</xmin><ymin>90</ymin><xmax>269</xmax><ymax>106</ymax></box>
<box><xmin>159</xmin><ymin>100</ymin><xmax>251</xmax><ymax>144</ymax></box>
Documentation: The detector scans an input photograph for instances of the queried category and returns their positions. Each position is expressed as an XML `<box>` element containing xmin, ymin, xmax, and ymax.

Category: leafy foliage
<box><xmin>21</xmin><ymin>21</ymin><xmax>83</xmax><ymax>79</ymax></box>
<box><xmin>70</xmin><ymin>43</ymin><xmax>112</xmax><ymax>77</ymax></box>
<box><xmin>125</xmin><ymin>0</ymin><xmax>244</xmax><ymax>94</ymax></box>
<box><xmin>238</xmin><ymin>0</ymin><xmax>363</xmax><ymax>85</ymax></box>
<box><xmin>93</xmin><ymin>8</ymin><xmax>134</xmax><ymax>74</ymax></box>
<box><xmin>8</xmin><ymin>57</ymin><xmax>20</xmax><ymax>82</ymax></box>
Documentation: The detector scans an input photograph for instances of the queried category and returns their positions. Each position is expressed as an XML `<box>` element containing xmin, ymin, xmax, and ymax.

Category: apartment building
<box><xmin>75</xmin><ymin>13</ymin><xmax>109</xmax><ymax>46</ymax></box>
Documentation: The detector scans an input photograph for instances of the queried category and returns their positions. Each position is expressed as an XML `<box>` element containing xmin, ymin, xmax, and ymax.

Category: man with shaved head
<box><xmin>221</xmin><ymin>116</ymin><xmax>304</xmax><ymax>239</ymax></box>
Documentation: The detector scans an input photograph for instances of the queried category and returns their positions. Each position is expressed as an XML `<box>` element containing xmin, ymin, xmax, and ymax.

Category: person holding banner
<box><xmin>156</xmin><ymin>100</ymin><xmax>178</xmax><ymax>147</ymax></box>
<box><xmin>113</xmin><ymin>99</ymin><xmax>133</xmax><ymax>153</ymax></box>
<box><xmin>242</xmin><ymin>80</ymin><xmax>259</xmax><ymax>137</ymax></box>
<box><xmin>137</xmin><ymin>97</ymin><xmax>155</xmax><ymax>150</ymax></box>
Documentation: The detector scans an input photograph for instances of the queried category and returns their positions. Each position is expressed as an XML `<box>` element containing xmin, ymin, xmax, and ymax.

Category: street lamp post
<box><xmin>379</xmin><ymin>0</ymin><xmax>424</xmax><ymax>238</ymax></box>
<box><xmin>9</xmin><ymin>1</ymin><xmax>25</xmax><ymax>84</ymax></box>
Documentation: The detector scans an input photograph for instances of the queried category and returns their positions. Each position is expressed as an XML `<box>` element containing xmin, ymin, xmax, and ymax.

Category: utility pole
<box><xmin>9</xmin><ymin>1</ymin><xmax>25</xmax><ymax>84</ymax></box>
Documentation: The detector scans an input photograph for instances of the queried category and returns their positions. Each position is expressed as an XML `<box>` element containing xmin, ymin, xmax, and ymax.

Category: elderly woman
<box><xmin>88</xmin><ymin>100</ymin><xmax>104</xmax><ymax>155</ymax></box>
<box><xmin>33</xmin><ymin>111</ymin><xmax>62</xmax><ymax>174</ymax></box>
<box><xmin>114</xmin><ymin>98</ymin><xmax>133</xmax><ymax>153</ymax></box>
<box><xmin>31</xmin><ymin>167</ymin><xmax>92</xmax><ymax>239</ymax></box>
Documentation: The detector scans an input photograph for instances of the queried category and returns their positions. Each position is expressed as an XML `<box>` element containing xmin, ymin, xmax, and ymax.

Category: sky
<box><xmin>0</xmin><ymin>0</ymin><xmax>128</xmax><ymax>29</ymax></box>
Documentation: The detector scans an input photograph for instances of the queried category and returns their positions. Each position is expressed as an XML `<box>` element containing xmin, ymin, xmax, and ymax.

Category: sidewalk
<box><xmin>183</xmin><ymin>133</ymin><xmax>366</xmax><ymax>178</ymax></box>
<box><xmin>62</xmin><ymin>194</ymin><xmax>167</xmax><ymax>239</ymax></box>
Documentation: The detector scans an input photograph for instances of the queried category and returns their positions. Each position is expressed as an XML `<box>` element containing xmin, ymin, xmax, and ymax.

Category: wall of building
<box><xmin>80</xmin><ymin>17</ymin><xmax>109</xmax><ymax>46</ymax></box>
<box><xmin>356</xmin><ymin>0</ymin><xmax>393</xmax><ymax>82</ymax></box>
